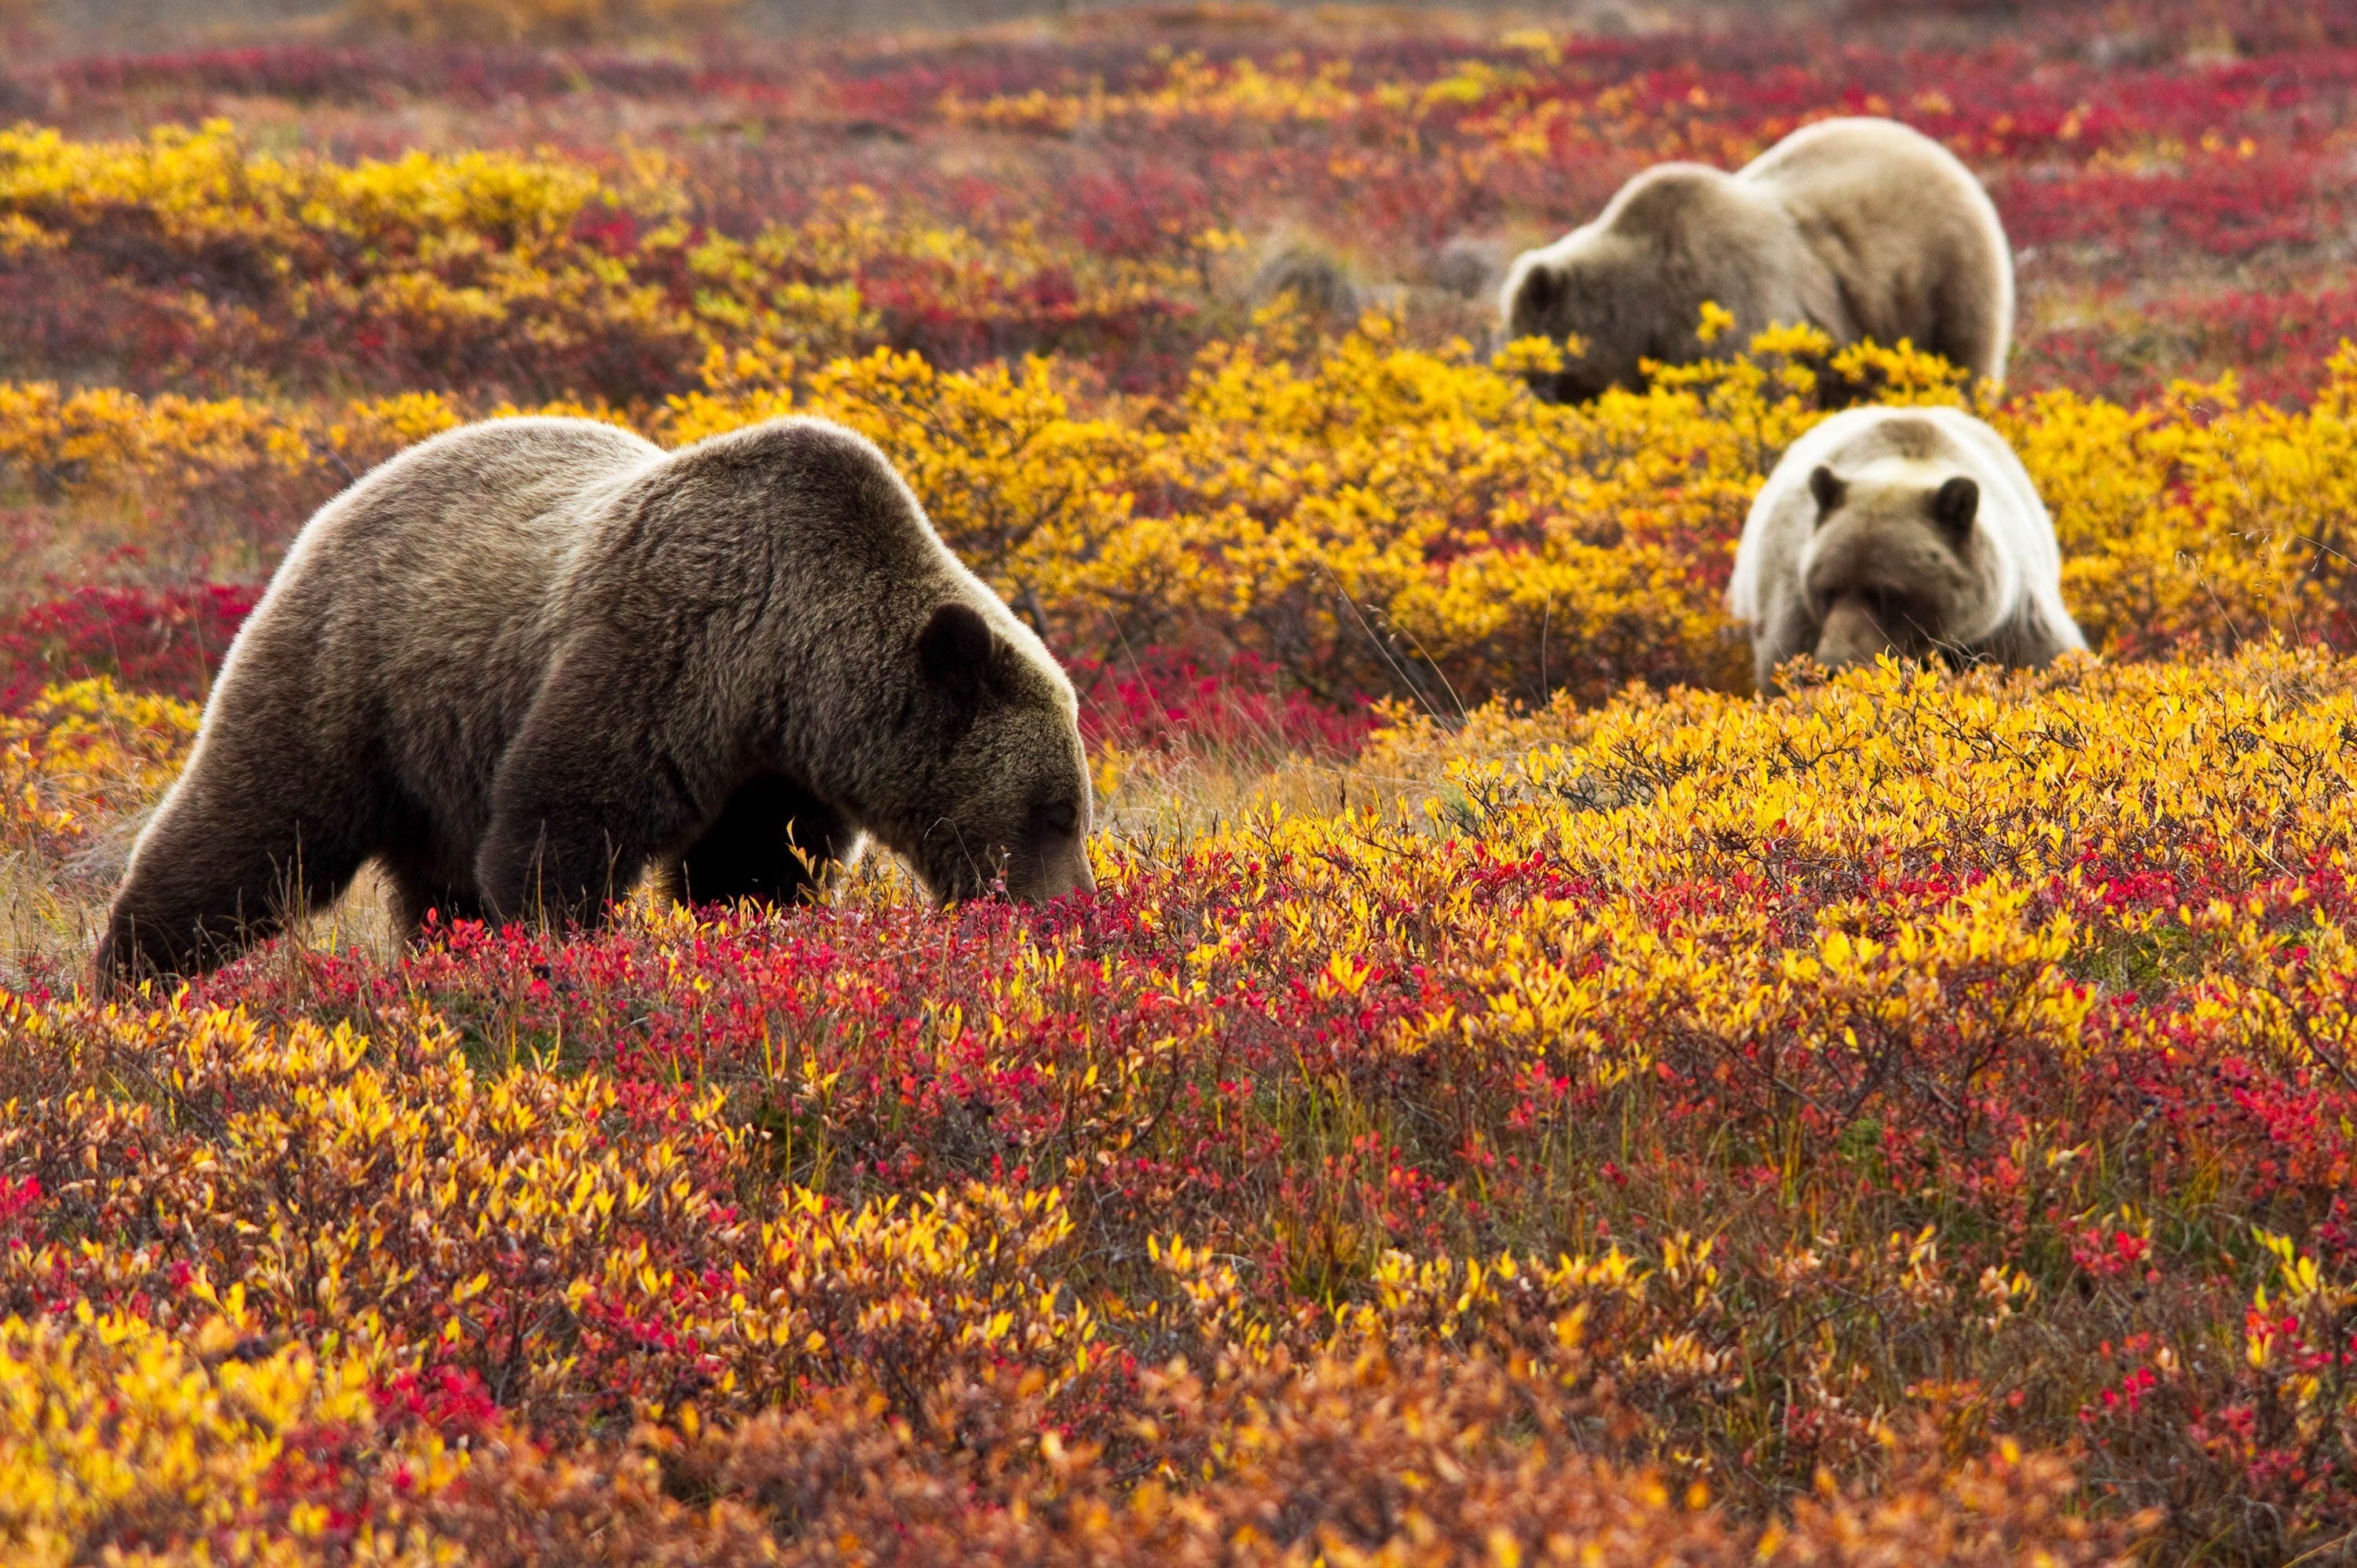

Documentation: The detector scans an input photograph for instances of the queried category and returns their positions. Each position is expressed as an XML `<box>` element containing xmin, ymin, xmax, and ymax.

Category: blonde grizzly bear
<box><xmin>95</xmin><ymin>416</ymin><xmax>1096</xmax><ymax>987</ymax></box>
<box><xmin>1500</xmin><ymin>118</ymin><xmax>2013</xmax><ymax>401</ymax></box>
<box><xmin>1726</xmin><ymin>405</ymin><xmax>2086</xmax><ymax>694</ymax></box>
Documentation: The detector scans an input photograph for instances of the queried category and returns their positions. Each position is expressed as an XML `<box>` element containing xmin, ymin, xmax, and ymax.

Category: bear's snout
<box><xmin>1814</xmin><ymin>596</ymin><xmax>1897</xmax><ymax>668</ymax></box>
<box><xmin>1019</xmin><ymin>841</ymin><xmax>1096</xmax><ymax>903</ymax></box>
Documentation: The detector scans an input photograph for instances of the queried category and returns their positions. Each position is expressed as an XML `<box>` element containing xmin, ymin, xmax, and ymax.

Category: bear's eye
<box><xmin>1873</xmin><ymin>589</ymin><xmax>1919</xmax><ymax>624</ymax></box>
<box><xmin>1034</xmin><ymin>800</ymin><xmax>1079</xmax><ymax>838</ymax></box>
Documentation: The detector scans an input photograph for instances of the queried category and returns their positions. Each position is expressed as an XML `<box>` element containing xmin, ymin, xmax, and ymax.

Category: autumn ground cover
<box><xmin>4</xmin><ymin>1</ymin><xmax>2357</xmax><ymax>1563</ymax></box>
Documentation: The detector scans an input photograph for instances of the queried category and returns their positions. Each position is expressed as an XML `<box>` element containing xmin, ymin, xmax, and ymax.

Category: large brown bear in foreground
<box><xmin>1726</xmin><ymin>405</ymin><xmax>2087</xmax><ymax>694</ymax></box>
<box><xmin>96</xmin><ymin>416</ymin><xmax>1096</xmax><ymax>988</ymax></box>
<box><xmin>1500</xmin><ymin>117</ymin><xmax>2013</xmax><ymax>401</ymax></box>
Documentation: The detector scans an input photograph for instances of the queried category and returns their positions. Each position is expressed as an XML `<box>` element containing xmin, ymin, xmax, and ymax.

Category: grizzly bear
<box><xmin>95</xmin><ymin>416</ymin><xmax>1097</xmax><ymax>987</ymax></box>
<box><xmin>1499</xmin><ymin>117</ymin><xmax>2013</xmax><ymax>401</ymax></box>
<box><xmin>1725</xmin><ymin>405</ymin><xmax>2087</xmax><ymax>694</ymax></box>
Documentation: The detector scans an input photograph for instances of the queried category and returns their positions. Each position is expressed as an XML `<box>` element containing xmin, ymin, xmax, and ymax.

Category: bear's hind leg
<box><xmin>1934</xmin><ymin>261</ymin><xmax>2011</xmax><ymax>388</ymax></box>
<box><xmin>673</xmin><ymin>774</ymin><xmax>851</xmax><ymax>909</ymax></box>
<box><xmin>97</xmin><ymin>789</ymin><xmax>372</xmax><ymax>991</ymax></box>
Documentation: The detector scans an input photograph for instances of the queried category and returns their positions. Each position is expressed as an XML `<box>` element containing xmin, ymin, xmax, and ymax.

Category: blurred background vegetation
<box><xmin>20</xmin><ymin>0</ymin><xmax>1811</xmax><ymax>49</ymax></box>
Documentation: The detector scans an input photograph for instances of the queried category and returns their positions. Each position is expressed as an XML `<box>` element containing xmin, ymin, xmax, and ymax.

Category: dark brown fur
<box><xmin>95</xmin><ymin>416</ymin><xmax>1094</xmax><ymax>988</ymax></box>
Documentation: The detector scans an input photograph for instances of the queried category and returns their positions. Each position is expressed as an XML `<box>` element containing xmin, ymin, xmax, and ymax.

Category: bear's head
<box><xmin>1500</xmin><ymin>169</ymin><xmax>1743</xmax><ymax>404</ymax></box>
<box><xmin>882</xmin><ymin>600</ymin><xmax>1096</xmax><ymax>905</ymax></box>
<box><xmin>1499</xmin><ymin>238</ymin><xmax>1662</xmax><ymax>404</ymax></box>
<box><xmin>1798</xmin><ymin>460</ymin><xmax>2001</xmax><ymax>670</ymax></box>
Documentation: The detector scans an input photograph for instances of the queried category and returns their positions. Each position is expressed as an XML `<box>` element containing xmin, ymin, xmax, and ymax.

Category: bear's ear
<box><xmin>1510</xmin><ymin>262</ymin><xmax>1562</xmax><ymax>326</ymax></box>
<box><xmin>918</xmin><ymin>601</ymin><xmax>999</xmax><ymax>707</ymax></box>
<box><xmin>1931</xmin><ymin>474</ymin><xmax>1978</xmax><ymax>544</ymax></box>
<box><xmin>1808</xmin><ymin>464</ymin><xmax>1846</xmax><ymax>519</ymax></box>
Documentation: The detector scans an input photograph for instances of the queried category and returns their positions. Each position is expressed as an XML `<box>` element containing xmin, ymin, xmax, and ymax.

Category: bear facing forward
<box><xmin>1726</xmin><ymin>405</ymin><xmax>2087</xmax><ymax>694</ymax></box>
<box><xmin>97</xmin><ymin>416</ymin><xmax>1095</xmax><ymax>988</ymax></box>
<box><xmin>1500</xmin><ymin>117</ymin><xmax>2013</xmax><ymax>401</ymax></box>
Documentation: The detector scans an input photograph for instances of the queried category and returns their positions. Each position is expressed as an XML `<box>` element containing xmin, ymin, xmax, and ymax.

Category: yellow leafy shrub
<box><xmin>0</xmin><ymin>997</ymin><xmax>1109</xmax><ymax>1445</ymax></box>
<box><xmin>0</xmin><ymin>681</ymin><xmax>200</xmax><ymax>863</ymax></box>
<box><xmin>0</xmin><ymin>382</ymin><xmax>304</xmax><ymax>499</ymax></box>
<box><xmin>0</xmin><ymin>1303</ymin><xmax>465</xmax><ymax>1568</ymax></box>
<box><xmin>2006</xmin><ymin>358</ymin><xmax>2357</xmax><ymax>657</ymax></box>
<box><xmin>0</xmin><ymin>121</ymin><xmax>629</xmax><ymax>264</ymax></box>
<box><xmin>12</xmin><ymin>321</ymin><xmax>2357</xmax><ymax>705</ymax></box>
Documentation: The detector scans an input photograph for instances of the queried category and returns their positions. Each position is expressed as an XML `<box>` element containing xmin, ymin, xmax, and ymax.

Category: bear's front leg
<box><xmin>669</xmin><ymin>773</ymin><xmax>852</xmax><ymax>908</ymax></box>
<box><xmin>1753</xmin><ymin>590</ymin><xmax>1824</xmax><ymax>696</ymax></box>
<box><xmin>475</xmin><ymin>644</ymin><xmax>717</xmax><ymax>931</ymax></box>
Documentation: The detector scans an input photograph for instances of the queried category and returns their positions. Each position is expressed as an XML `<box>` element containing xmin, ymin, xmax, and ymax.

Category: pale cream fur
<box><xmin>1500</xmin><ymin>118</ymin><xmax>2013</xmax><ymax>400</ymax></box>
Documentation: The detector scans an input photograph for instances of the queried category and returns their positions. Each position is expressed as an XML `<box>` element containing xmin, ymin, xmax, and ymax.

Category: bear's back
<box><xmin>1737</xmin><ymin>118</ymin><xmax>2012</xmax><ymax>376</ymax></box>
<box><xmin>263</xmin><ymin>419</ymin><xmax>658</xmax><ymax>627</ymax></box>
<box><xmin>583</xmin><ymin>416</ymin><xmax>1070</xmax><ymax>713</ymax></box>
<box><xmin>219</xmin><ymin>417</ymin><xmax>665</xmax><ymax>840</ymax></box>
<box><xmin>1593</xmin><ymin>161</ymin><xmax>1789</xmax><ymax>255</ymax></box>
<box><xmin>1600</xmin><ymin>163</ymin><xmax>1737</xmax><ymax>225</ymax></box>
<box><xmin>1737</xmin><ymin>118</ymin><xmax>1985</xmax><ymax>225</ymax></box>
<box><xmin>252</xmin><ymin>419</ymin><xmax>655</xmax><ymax>687</ymax></box>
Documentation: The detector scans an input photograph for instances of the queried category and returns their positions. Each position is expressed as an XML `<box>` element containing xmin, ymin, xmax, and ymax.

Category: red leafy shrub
<box><xmin>2015</xmin><ymin>281</ymin><xmax>2357</xmax><ymax>407</ymax></box>
<box><xmin>1074</xmin><ymin>647</ymin><xmax>1375</xmax><ymax>761</ymax></box>
<box><xmin>31</xmin><ymin>43</ymin><xmax>707</xmax><ymax>108</ymax></box>
<box><xmin>0</xmin><ymin>582</ymin><xmax>256</xmax><ymax>713</ymax></box>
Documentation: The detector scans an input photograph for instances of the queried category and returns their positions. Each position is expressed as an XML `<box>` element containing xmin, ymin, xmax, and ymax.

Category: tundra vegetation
<box><xmin>1</xmin><ymin>2</ymin><xmax>2355</xmax><ymax>1563</ymax></box>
